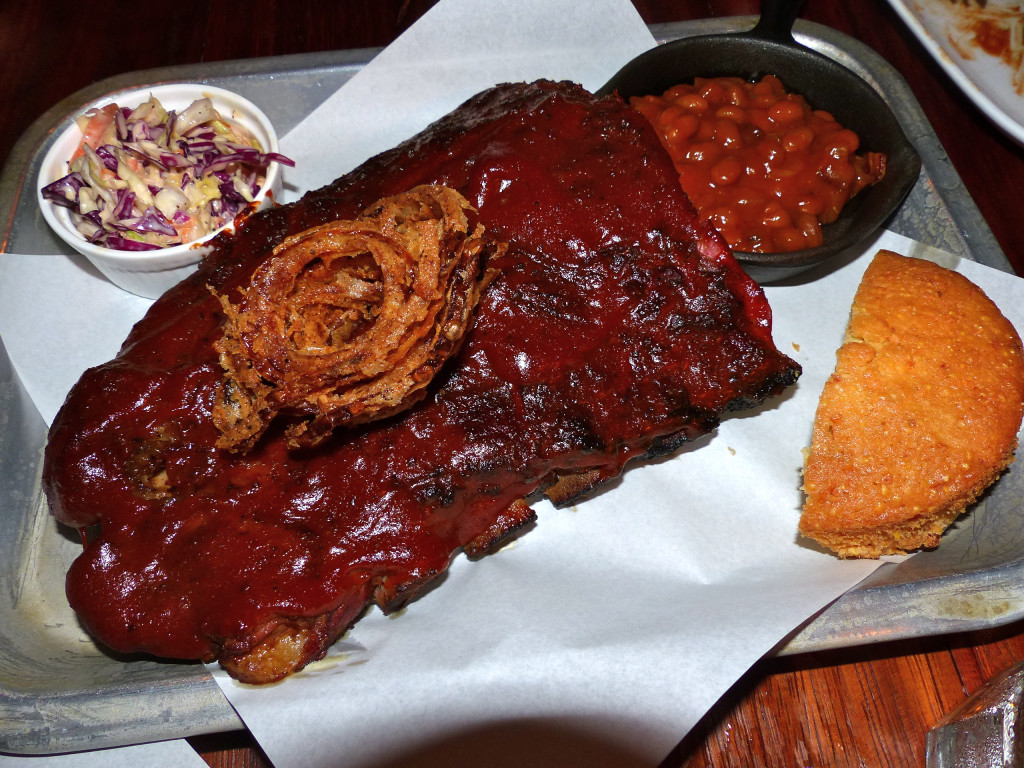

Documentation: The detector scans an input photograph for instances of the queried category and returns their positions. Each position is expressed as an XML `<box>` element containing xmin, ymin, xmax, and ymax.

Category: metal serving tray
<box><xmin>2</xmin><ymin>16</ymin><xmax>1021</xmax><ymax>755</ymax></box>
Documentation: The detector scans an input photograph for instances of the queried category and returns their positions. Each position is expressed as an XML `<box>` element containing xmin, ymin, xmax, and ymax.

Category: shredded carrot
<box><xmin>72</xmin><ymin>104</ymin><xmax>118</xmax><ymax>160</ymax></box>
<box><xmin>174</xmin><ymin>216</ymin><xmax>198</xmax><ymax>241</ymax></box>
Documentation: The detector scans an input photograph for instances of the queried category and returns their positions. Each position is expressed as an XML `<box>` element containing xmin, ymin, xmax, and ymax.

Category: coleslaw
<box><xmin>41</xmin><ymin>94</ymin><xmax>293</xmax><ymax>251</ymax></box>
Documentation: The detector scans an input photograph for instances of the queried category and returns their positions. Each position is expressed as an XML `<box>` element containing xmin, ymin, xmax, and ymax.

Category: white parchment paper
<box><xmin>4</xmin><ymin>0</ymin><xmax>1024</xmax><ymax>766</ymax></box>
<box><xmin>3</xmin><ymin>233</ymin><xmax>1012</xmax><ymax>768</ymax></box>
<box><xmin>202</xmin><ymin>230</ymin><xmax>915</xmax><ymax>768</ymax></box>
<box><xmin>278</xmin><ymin>0</ymin><xmax>657</xmax><ymax>198</ymax></box>
<box><xmin>0</xmin><ymin>740</ymin><xmax>208</xmax><ymax>768</ymax></box>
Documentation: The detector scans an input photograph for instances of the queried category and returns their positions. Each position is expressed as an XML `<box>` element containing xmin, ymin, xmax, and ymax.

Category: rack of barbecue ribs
<box><xmin>43</xmin><ymin>80</ymin><xmax>801</xmax><ymax>683</ymax></box>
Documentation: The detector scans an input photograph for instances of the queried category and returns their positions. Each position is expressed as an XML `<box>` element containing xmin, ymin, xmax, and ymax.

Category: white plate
<box><xmin>887</xmin><ymin>0</ymin><xmax>1024</xmax><ymax>144</ymax></box>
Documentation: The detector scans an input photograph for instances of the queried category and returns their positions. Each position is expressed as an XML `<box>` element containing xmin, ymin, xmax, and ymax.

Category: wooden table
<box><xmin>6</xmin><ymin>1</ymin><xmax>1024</xmax><ymax>765</ymax></box>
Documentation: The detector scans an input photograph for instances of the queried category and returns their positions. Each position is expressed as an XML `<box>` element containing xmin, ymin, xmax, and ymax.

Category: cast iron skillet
<box><xmin>597</xmin><ymin>0</ymin><xmax>922</xmax><ymax>283</ymax></box>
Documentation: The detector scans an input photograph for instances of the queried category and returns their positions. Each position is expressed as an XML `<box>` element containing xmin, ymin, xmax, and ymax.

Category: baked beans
<box><xmin>630</xmin><ymin>75</ymin><xmax>887</xmax><ymax>253</ymax></box>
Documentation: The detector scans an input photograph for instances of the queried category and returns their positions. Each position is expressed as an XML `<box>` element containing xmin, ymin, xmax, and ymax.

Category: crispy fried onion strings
<box><xmin>213</xmin><ymin>185</ymin><xmax>501</xmax><ymax>452</ymax></box>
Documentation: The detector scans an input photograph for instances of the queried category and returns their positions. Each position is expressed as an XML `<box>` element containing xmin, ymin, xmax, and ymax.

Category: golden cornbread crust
<box><xmin>799</xmin><ymin>251</ymin><xmax>1024</xmax><ymax>558</ymax></box>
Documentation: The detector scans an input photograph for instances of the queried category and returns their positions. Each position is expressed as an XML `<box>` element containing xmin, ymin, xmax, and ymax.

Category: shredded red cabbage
<box><xmin>41</xmin><ymin>94</ymin><xmax>294</xmax><ymax>252</ymax></box>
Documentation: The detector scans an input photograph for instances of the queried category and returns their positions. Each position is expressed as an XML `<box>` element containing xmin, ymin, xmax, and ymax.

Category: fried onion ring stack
<box><xmin>214</xmin><ymin>185</ymin><xmax>499</xmax><ymax>451</ymax></box>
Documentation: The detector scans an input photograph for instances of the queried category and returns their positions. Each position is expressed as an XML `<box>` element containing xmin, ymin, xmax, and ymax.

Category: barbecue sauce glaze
<box><xmin>43</xmin><ymin>81</ymin><xmax>800</xmax><ymax>677</ymax></box>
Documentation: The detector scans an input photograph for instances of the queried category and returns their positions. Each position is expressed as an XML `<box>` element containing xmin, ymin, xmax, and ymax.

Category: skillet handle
<box><xmin>749</xmin><ymin>0</ymin><xmax>804</xmax><ymax>44</ymax></box>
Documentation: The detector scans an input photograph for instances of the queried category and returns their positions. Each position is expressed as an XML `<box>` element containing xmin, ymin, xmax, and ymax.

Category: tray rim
<box><xmin>1</xmin><ymin>16</ymin><xmax>1021</xmax><ymax>755</ymax></box>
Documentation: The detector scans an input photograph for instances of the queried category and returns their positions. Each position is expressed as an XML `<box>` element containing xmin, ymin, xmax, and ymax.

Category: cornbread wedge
<box><xmin>800</xmin><ymin>251</ymin><xmax>1024</xmax><ymax>558</ymax></box>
